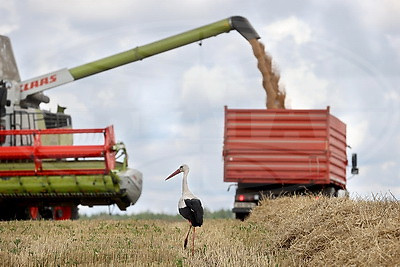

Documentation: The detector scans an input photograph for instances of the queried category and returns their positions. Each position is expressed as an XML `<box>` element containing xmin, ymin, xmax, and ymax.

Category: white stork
<box><xmin>165</xmin><ymin>164</ymin><xmax>203</xmax><ymax>254</ymax></box>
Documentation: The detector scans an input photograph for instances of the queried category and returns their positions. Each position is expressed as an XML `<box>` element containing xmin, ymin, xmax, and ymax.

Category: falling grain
<box><xmin>249</xmin><ymin>39</ymin><xmax>286</xmax><ymax>109</ymax></box>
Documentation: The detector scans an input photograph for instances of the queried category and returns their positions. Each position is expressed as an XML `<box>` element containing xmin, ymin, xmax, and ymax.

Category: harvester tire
<box><xmin>71</xmin><ymin>206</ymin><xmax>79</xmax><ymax>220</ymax></box>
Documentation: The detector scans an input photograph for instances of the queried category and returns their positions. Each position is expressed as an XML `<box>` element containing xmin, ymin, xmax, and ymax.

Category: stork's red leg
<box><xmin>184</xmin><ymin>223</ymin><xmax>192</xmax><ymax>249</ymax></box>
<box><xmin>192</xmin><ymin>227</ymin><xmax>195</xmax><ymax>256</ymax></box>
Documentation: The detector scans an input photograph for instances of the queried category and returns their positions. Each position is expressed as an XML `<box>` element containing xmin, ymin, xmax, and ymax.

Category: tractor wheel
<box><xmin>235</xmin><ymin>212</ymin><xmax>249</xmax><ymax>221</ymax></box>
<box><xmin>322</xmin><ymin>186</ymin><xmax>337</xmax><ymax>197</ymax></box>
<box><xmin>39</xmin><ymin>207</ymin><xmax>54</xmax><ymax>220</ymax></box>
<box><xmin>71</xmin><ymin>206</ymin><xmax>79</xmax><ymax>220</ymax></box>
<box><xmin>54</xmin><ymin>206</ymin><xmax>79</xmax><ymax>220</ymax></box>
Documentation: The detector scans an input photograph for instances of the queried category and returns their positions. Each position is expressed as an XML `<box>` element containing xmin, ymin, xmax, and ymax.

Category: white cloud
<box><xmin>0</xmin><ymin>1</ymin><xmax>19</xmax><ymax>34</ymax></box>
<box><xmin>181</xmin><ymin>65</ymin><xmax>229</xmax><ymax>105</ymax></box>
<box><xmin>97</xmin><ymin>89</ymin><xmax>117</xmax><ymax>108</ymax></box>
<box><xmin>181</xmin><ymin>65</ymin><xmax>249</xmax><ymax>106</ymax></box>
<box><xmin>386</xmin><ymin>34</ymin><xmax>400</xmax><ymax>59</ymax></box>
<box><xmin>282</xmin><ymin>63</ymin><xmax>329</xmax><ymax>109</ymax></box>
<box><xmin>180</xmin><ymin>64</ymin><xmax>263</xmax><ymax>110</ymax></box>
<box><xmin>349</xmin><ymin>0</ymin><xmax>400</xmax><ymax>31</ymax></box>
<box><xmin>26</xmin><ymin>0</ymin><xmax>138</xmax><ymax>20</ymax></box>
<box><xmin>381</xmin><ymin>161</ymin><xmax>397</xmax><ymax>171</ymax></box>
<box><xmin>24</xmin><ymin>0</ymin><xmax>229</xmax><ymax>24</ymax></box>
<box><xmin>0</xmin><ymin>24</ymin><xmax>19</xmax><ymax>35</ymax></box>
<box><xmin>346</xmin><ymin>119</ymin><xmax>369</xmax><ymax>150</ymax></box>
<box><xmin>263</xmin><ymin>16</ymin><xmax>313</xmax><ymax>45</ymax></box>
<box><xmin>384</xmin><ymin>89</ymin><xmax>400</xmax><ymax>103</ymax></box>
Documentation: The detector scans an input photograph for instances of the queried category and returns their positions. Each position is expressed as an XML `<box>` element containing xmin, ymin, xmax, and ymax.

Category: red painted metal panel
<box><xmin>0</xmin><ymin>128</ymin><xmax>106</xmax><ymax>136</ymax></box>
<box><xmin>0</xmin><ymin>145</ymin><xmax>105</xmax><ymax>160</ymax></box>
<box><xmin>0</xmin><ymin>126</ymin><xmax>115</xmax><ymax>177</ymax></box>
<box><xmin>0</xmin><ymin>169</ymin><xmax>106</xmax><ymax>177</ymax></box>
<box><xmin>223</xmin><ymin>107</ymin><xmax>347</xmax><ymax>188</ymax></box>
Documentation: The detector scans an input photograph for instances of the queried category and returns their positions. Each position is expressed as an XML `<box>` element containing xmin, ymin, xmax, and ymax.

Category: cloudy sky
<box><xmin>1</xmin><ymin>0</ymin><xmax>400</xmax><ymax>215</ymax></box>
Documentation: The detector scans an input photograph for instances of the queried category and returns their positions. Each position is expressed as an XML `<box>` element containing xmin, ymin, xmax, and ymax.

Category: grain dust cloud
<box><xmin>249</xmin><ymin>39</ymin><xmax>286</xmax><ymax>109</ymax></box>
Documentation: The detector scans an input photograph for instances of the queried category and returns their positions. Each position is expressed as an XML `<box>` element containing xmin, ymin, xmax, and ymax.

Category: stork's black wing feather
<box><xmin>184</xmin><ymin>199</ymin><xmax>203</xmax><ymax>227</ymax></box>
<box><xmin>179</xmin><ymin>206</ymin><xmax>196</xmax><ymax>223</ymax></box>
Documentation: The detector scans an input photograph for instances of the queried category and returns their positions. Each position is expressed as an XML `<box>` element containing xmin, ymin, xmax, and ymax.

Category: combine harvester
<box><xmin>0</xmin><ymin>16</ymin><xmax>260</xmax><ymax>220</ymax></box>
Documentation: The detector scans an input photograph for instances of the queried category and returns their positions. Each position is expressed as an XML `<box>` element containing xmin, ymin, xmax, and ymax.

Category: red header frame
<box><xmin>0</xmin><ymin>126</ymin><xmax>116</xmax><ymax>177</ymax></box>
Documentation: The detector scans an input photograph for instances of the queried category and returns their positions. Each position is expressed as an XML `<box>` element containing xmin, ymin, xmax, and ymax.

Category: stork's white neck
<box><xmin>181</xmin><ymin>170</ymin><xmax>195</xmax><ymax>198</ymax></box>
<box><xmin>182</xmin><ymin>170</ymin><xmax>190</xmax><ymax>194</ymax></box>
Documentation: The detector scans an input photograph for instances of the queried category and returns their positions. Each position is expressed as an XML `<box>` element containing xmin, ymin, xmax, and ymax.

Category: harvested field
<box><xmin>0</xmin><ymin>219</ymin><xmax>273</xmax><ymax>266</ymax></box>
<box><xmin>0</xmin><ymin>196</ymin><xmax>399</xmax><ymax>266</ymax></box>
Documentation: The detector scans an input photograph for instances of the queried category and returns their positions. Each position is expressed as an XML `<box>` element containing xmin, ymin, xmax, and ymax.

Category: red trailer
<box><xmin>223</xmin><ymin>106</ymin><xmax>356</xmax><ymax>219</ymax></box>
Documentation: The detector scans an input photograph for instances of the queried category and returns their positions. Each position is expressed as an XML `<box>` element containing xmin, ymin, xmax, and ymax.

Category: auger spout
<box><xmin>18</xmin><ymin>16</ymin><xmax>260</xmax><ymax>103</ymax></box>
<box><xmin>69</xmin><ymin>16</ymin><xmax>259</xmax><ymax>80</ymax></box>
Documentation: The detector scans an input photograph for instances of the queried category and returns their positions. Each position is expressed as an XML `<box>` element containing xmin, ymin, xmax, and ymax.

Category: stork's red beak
<box><xmin>165</xmin><ymin>168</ymin><xmax>181</xmax><ymax>180</ymax></box>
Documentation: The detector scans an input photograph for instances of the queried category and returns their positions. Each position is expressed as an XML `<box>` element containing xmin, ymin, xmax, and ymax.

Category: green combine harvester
<box><xmin>0</xmin><ymin>16</ymin><xmax>259</xmax><ymax>220</ymax></box>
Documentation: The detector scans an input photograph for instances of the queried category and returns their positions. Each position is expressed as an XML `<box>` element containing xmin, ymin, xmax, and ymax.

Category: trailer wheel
<box><xmin>235</xmin><ymin>212</ymin><xmax>249</xmax><ymax>221</ymax></box>
<box><xmin>322</xmin><ymin>186</ymin><xmax>337</xmax><ymax>197</ymax></box>
<box><xmin>337</xmin><ymin>189</ymin><xmax>349</xmax><ymax>198</ymax></box>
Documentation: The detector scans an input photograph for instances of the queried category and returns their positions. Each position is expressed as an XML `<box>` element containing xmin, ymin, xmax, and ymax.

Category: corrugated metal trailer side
<box><xmin>223</xmin><ymin>106</ymin><xmax>347</xmax><ymax>188</ymax></box>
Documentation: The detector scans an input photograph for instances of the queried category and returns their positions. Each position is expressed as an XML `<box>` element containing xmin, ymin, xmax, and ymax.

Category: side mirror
<box><xmin>351</xmin><ymin>153</ymin><xmax>359</xmax><ymax>175</ymax></box>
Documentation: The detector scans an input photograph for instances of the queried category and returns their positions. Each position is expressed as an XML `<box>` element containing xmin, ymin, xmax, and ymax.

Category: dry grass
<box><xmin>0</xmin><ymin>196</ymin><xmax>399</xmax><ymax>266</ymax></box>
<box><xmin>0</xmin><ymin>219</ymin><xmax>274</xmax><ymax>266</ymax></box>
<box><xmin>249</xmin><ymin>196</ymin><xmax>400</xmax><ymax>266</ymax></box>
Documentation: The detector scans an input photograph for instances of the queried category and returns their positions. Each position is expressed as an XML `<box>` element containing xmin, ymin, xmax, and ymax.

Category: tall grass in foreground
<box><xmin>0</xmin><ymin>196</ymin><xmax>399</xmax><ymax>266</ymax></box>
<box><xmin>248</xmin><ymin>195</ymin><xmax>400</xmax><ymax>266</ymax></box>
<box><xmin>0</xmin><ymin>219</ymin><xmax>274</xmax><ymax>266</ymax></box>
